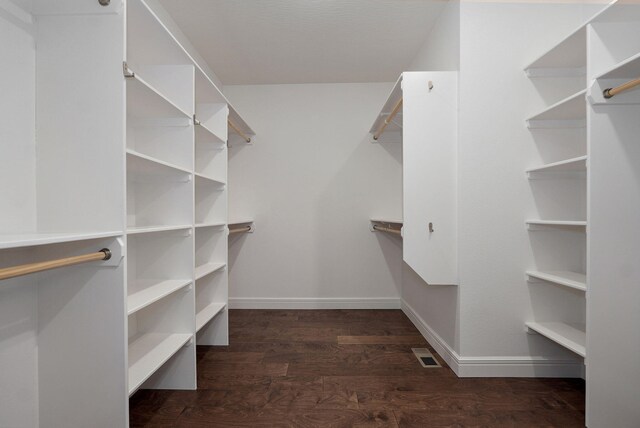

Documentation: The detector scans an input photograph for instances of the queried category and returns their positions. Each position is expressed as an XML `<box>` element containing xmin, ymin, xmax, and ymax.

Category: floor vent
<box><xmin>412</xmin><ymin>348</ymin><xmax>442</xmax><ymax>368</ymax></box>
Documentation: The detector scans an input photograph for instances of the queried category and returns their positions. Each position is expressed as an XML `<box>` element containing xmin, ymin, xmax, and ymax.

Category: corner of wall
<box><xmin>407</xmin><ymin>0</ymin><xmax>460</xmax><ymax>72</ymax></box>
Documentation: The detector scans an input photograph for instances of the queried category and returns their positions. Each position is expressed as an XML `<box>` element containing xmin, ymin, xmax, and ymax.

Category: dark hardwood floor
<box><xmin>129</xmin><ymin>309</ymin><xmax>585</xmax><ymax>427</ymax></box>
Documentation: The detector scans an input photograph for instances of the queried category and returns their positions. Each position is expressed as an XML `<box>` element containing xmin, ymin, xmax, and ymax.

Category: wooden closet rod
<box><xmin>373</xmin><ymin>225</ymin><xmax>402</xmax><ymax>236</ymax></box>
<box><xmin>229</xmin><ymin>226</ymin><xmax>251</xmax><ymax>235</ymax></box>
<box><xmin>373</xmin><ymin>98</ymin><xmax>403</xmax><ymax>141</ymax></box>
<box><xmin>228</xmin><ymin>120</ymin><xmax>252</xmax><ymax>143</ymax></box>
<box><xmin>603</xmin><ymin>77</ymin><xmax>640</xmax><ymax>99</ymax></box>
<box><xmin>0</xmin><ymin>249</ymin><xmax>111</xmax><ymax>281</ymax></box>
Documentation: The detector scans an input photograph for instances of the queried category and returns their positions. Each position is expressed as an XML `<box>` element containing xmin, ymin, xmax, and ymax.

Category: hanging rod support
<box><xmin>0</xmin><ymin>249</ymin><xmax>111</xmax><ymax>281</ymax></box>
<box><xmin>373</xmin><ymin>98</ymin><xmax>403</xmax><ymax>141</ymax></box>
<box><xmin>228</xmin><ymin>120</ymin><xmax>251</xmax><ymax>143</ymax></box>
<box><xmin>603</xmin><ymin>76</ymin><xmax>640</xmax><ymax>99</ymax></box>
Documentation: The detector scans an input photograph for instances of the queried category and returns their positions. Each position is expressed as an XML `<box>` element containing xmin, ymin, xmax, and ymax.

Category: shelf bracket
<box><xmin>122</xmin><ymin>62</ymin><xmax>135</xmax><ymax>79</ymax></box>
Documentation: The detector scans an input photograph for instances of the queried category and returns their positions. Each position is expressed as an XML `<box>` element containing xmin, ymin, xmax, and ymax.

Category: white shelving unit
<box><xmin>0</xmin><ymin>0</ymin><xmax>251</xmax><ymax>424</ymax></box>
<box><xmin>526</xmin><ymin>90</ymin><xmax>587</xmax><ymax>129</ymax></box>
<box><xmin>0</xmin><ymin>1</ymin><xmax>128</xmax><ymax>426</ymax></box>
<box><xmin>526</xmin><ymin>156</ymin><xmax>587</xmax><ymax>177</ymax></box>
<box><xmin>525</xmin><ymin>322</ymin><xmax>586</xmax><ymax>357</ymax></box>
<box><xmin>524</xmin><ymin>4</ymin><xmax>593</xmax><ymax>367</ymax></box>
<box><xmin>526</xmin><ymin>271</ymin><xmax>587</xmax><ymax>292</ymax></box>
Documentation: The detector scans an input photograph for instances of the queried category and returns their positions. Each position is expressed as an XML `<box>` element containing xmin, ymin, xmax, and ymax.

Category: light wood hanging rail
<box><xmin>229</xmin><ymin>226</ymin><xmax>251</xmax><ymax>235</ymax></box>
<box><xmin>228</xmin><ymin>120</ymin><xmax>252</xmax><ymax>143</ymax></box>
<box><xmin>603</xmin><ymin>76</ymin><xmax>640</xmax><ymax>99</ymax></box>
<box><xmin>0</xmin><ymin>249</ymin><xmax>111</xmax><ymax>281</ymax></box>
<box><xmin>373</xmin><ymin>225</ymin><xmax>402</xmax><ymax>236</ymax></box>
<box><xmin>373</xmin><ymin>98</ymin><xmax>403</xmax><ymax>140</ymax></box>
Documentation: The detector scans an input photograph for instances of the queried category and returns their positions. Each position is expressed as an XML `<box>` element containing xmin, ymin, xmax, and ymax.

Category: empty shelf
<box><xmin>195</xmin><ymin>262</ymin><xmax>226</xmax><ymax>280</ymax></box>
<box><xmin>369</xmin><ymin>75</ymin><xmax>403</xmax><ymax>139</ymax></box>
<box><xmin>127</xmin><ymin>279</ymin><xmax>191</xmax><ymax>315</ymax></box>
<box><xmin>527</xmin><ymin>220</ymin><xmax>587</xmax><ymax>230</ymax></box>
<box><xmin>126</xmin><ymin>73</ymin><xmax>191</xmax><ymax>120</ymax></box>
<box><xmin>525</xmin><ymin>321</ymin><xmax>586</xmax><ymax>357</ymax></box>
<box><xmin>526</xmin><ymin>156</ymin><xmax>587</xmax><ymax>176</ymax></box>
<box><xmin>194</xmin><ymin>173</ymin><xmax>226</xmax><ymax>186</ymax></box>
<box><xmin>126</xmin><ymin>150</ymin><xmax>191</xmax><ymax>175</ymax></box>
<box><xmin>128</xmin><ymin>332</ymin><xmax>192</xmax><ymax>395</ymax></box>
<box><xmin>127</xmin><ymin>225</ymin><xmax>192</xmax><ymax>235</ymax></box>
<box><xmin>596</xmin><ymin>51</ymin><xmax>640</xmax><ymax>80</ymax></box>
<box><xmin>0</xmin><ymin>231</ymin><xmax>122</xmax><ymax>250</ymax></box>
<box><xmin>526</xmin><ymin>90</ymin><xmax>587</xmax><ymax>128</ymax></box>
<box><xmin>195</xmin><ymin>222</ymin><xmax>226</xmax><ymax>229</ymax></box>
<box><xmin>195</xmin><ymin>302</ymin><xmax>226</xmax><ymax>332</ymax></box>
<box><xmin>526</xmin><ymin>270</ymin><xmax>587</xmax><ymax>292</ymax></box>
<box><xmin>195</xmin><ymin>121</ymin><xmax>225</xmax><ymax>145</ymax></box>
<box><xmin>524</xmin><ymin>0</ymin><xmax>640</xmax><ymax>75</ymax></box>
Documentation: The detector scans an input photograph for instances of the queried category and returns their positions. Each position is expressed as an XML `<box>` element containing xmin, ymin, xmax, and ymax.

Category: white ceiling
<box><xmin>158</xmin><ymin>0</ymin><xmax>448</xmax><ymax>85</ymax></box>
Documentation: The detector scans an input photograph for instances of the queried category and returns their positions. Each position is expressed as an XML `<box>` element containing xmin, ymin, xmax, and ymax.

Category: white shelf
<box><xmin>369</xmin><ymin>75</ymin><xmax>403</xmax><ymax>140</ymax></box>
<box><xmin>596</xmin><ymin>51</ymin><xmax>640</xmax><ymax>80</ymax></box>
<box><xmin>527</xmin><ymin>220</ymin><xmax>587</xmax><ymax>230</ymax></box>
<box><xmin>195</xmin><ymin>121</ymin><xmax>225</xmax><ymax>145</ymax></box>
<box><xmin>195</xmin><ymin>222</ymin><xmax>226</xmax><ymax>229</ymax></box>
<box><xmin>195</xmin><ymin>262</ymin><xmax>226</xmax><ymax>280</ymax></box>
<box><xmin>527</xmin><ymin>90</ymin><xmax>587</xmax><ymax>128</ymax></box>
<box><xmin>524</xmin><ymin>0</ymin><xmax>639</xmax><ymax>75</ymax></box>
<box><xmin>127</xmin><ymin>150</ymin><xmax>192</xmax><ymax>179</ymax></box>
<box><xmin>525</xmin><ymin>321</ymin><xmax>586</xmax><ymax>357</ymax></box>
<box><xmin>126</xmin><ymin>72</ymin><xmax>191</xmax><ymax>120</ymax></box>
<box><xmin>194</xmin><ymin>173</ymin><xmax>226</xmax><ymax>187</ymax></box>
<box><xmin>128</xmin><ymin>332</ymin><xmax>192</xmax><ymax>395</ymax></box>
<box><xmin>195</xmin><ymin>302</ymin><xmax>226</xmax><ymax>332</ymax></box>
<box><xmin>228</xmin><ymin>104</ymin><xmax>255</xmax><ymax>141</ymax></box>
<box><xmin>126</xmin><ymin>150</ymin><xmax>191</xmax><ymax>176</ymax></box>
<box><xmin>126</xmin><ymin>225</ymin><xmax>192</xmax><ymax>235</ymax></box>
<box><xmin>526</xmin><ymin>156</ymin><xmax>587</xmax><ymax>176</ymax></box>
<box><xmin>127</xmin><ymin>279</ymin><xmax>191</xmax><ymax>315</ymax></box>
<box><xmin>0</xmin><ymin>231</ymin><xmax>122</xmax><ymax>250</ymax></box>
<box><xmin>524</xmin><ymin>27</ymin><xmax>587</xmax><ymax>75</ymax></box>
<box><xmin>527</xmin><ymin>270</ymin><xmax>587</xmax><ymax>292</ymax></box>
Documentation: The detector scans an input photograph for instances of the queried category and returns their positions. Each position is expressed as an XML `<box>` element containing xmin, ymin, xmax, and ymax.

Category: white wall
<box><xmin>0</xmin><ymin>1</ymin><xmax>35</xmax><ymax>234</ymax></box>
<box><xmin>456</xmin><ymin>1</ymin><xmax>593</xmax><ymax>371</ymax></box>
<box><xmin>0</xmin><ymin>4</ymin><xmax>38</xmax><ymax>426</ymax></box>
<box><xmin>408</xmin><ymin>0</ymin><xmax>460</xmax><ymax>72</ymax></box>
<box><xmin>224</xmin><ymin>83</ymin><xmax>403</xmax><ymax>308</ymax></box>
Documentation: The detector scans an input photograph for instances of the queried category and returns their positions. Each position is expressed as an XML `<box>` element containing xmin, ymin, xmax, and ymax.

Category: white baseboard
<box><xmin>401</xmin><ymin>299</ymin><xmax>584</xmax><ymax>378</ymax></box>
<box><xmin>228</xmin><ymin>297</ymin><xmax>401</xmax><ymax>310</ymax></box>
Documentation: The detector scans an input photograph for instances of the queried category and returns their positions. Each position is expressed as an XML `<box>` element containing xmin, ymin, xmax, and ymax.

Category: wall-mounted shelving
<box><xmin>526</xmin><ymin>90</ymin><xmax>587</xmax><ymax>129</ymax></box>
<box><xmin>526</xmin><ymin>155</ymin><xmax>587</xmax><ymax>178</ymax></box>
<box><xmin>526</xmin><ymin>270</ymin><xmax>587</xmax><ymax>292</ymax></box>
<box><xmin>526</xmin><ymin>220</ymin><xmax>587</xmax><ymax>230</ymax></box>
<box><xmin>128</xmin><ymin>330</ymin><xmax>193</xmax><ymax>395</ymax></box>
<box><xmin>525</xmin><ymin>321</ymin><xmax>586</xmax><ymax>358</ymax></box>
<box><xmin>369</xmin><ymin>76</ymin><xmax>403</xmax><ymax>143</ymax></box>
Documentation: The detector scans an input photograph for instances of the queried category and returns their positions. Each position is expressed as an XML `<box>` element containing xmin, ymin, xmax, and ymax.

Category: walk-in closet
<box><xmin>1</xmin><ymin>0</ymin><xmax>639</xmax><ymax>427</ymax></box>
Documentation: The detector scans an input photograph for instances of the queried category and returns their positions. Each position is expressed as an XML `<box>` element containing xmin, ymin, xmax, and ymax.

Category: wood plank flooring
<box><xmin>129</xmin><ymin>309</ymin><xmax>585</xmax><ymax>427</ymax></box>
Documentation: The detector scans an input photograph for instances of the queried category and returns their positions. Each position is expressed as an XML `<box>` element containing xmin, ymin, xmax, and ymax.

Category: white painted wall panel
<box><xmin>402</xmin><ymin>72</ymin><xmax>458</xmax><ymax>286</ymax></box>
<box><xmin>225</xmin><ymin>83</ymin><xmax>402</xmax><ymax>306</ymax></box>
